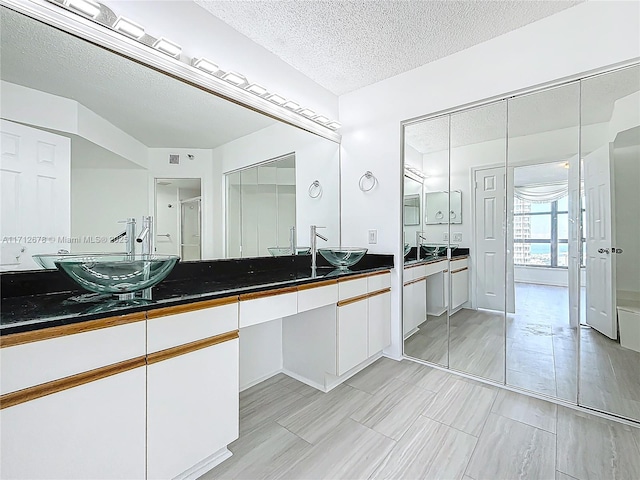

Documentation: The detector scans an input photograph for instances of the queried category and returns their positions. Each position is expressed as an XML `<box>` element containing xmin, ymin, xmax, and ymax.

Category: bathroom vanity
<box><xmin>0</xmin><ymin>255</ymin><xmax>393</xmax><ymax>479</ymax></box>
<box><xmin>403</xmin><ymin>254</ymin><xmax>469</xmax><ymax>339</ymax></box>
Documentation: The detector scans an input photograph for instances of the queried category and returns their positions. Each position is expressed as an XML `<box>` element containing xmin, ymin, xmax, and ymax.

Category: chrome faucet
<box><xmin>310</xmin><ymin>225</ymin><xmax>328</xmax><ymax>270</ymax></box>
<box><xmin>289</xmin><ymin>226</ymin><xmax>297</xmax><ymax>255</ymax></box>
<box><xmin>416</xmin><ymin>231</ymin><xmax>427</xmax><ymax>260</ymax></box>
<box><xmin>112</xmin><ymin>218</ymin><xmax>136</xmax><ymax>256</ymax></box>
<box><xmin>136</xmin><ymin>216</ymin><xmax>153</xmax><ymax>256</ymax></box>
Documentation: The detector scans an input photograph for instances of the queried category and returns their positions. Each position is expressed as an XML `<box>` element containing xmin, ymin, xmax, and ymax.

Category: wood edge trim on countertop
<box><xmin>367</xmin><ymin>287</ymin><xmax>391</xmax><ymax>299</ymax></box>
<box><xmin>337</xmin><ymin>288</ymin><xmax>391</xmax><ymax>307</ymax></box>
<box><xmin>403</xmin><ymin>276</ymin><xmax>427</xmax><ymax>287</ymax></box>
<box><xmin>0</xmin><ymin>312</ymin><xmax>146</xmax><ymax>349</ymax></box>
<box><xmin>0</xmin><ymin>356</ymin><xmax>146</xmax><ymax>410</ymax></box>
<box><xmin>147</xmin><ymin>296</ymin><xmax>238</xmax><ymax>319</ymax></box>
<box><xmin>239</xmin><ymin>286</ymin><xmax>298</xmax><ymax>301</ymax></box>
<box><xmin>337</xmin><ymin>269</ymin><xmax>390</xmax><ymax>283</ymax></box>
<box><xmin>451</xmin><ymin>267</ymin><xmax>469</xmax><ymax>274</ymax></box>
<box><xmin>147</xmin><ymin>330</ymin><xmax>238</xmax><ymax>365</ymax></box>
<box><xmin>404</xmin><ymin>259</ymin><xmax>446</xmax><ymax>270</ymax></box>
<box><xmin>297</xmin><ymin>279</ymin><xmax>338</xmax><ymax>291</ymax></box>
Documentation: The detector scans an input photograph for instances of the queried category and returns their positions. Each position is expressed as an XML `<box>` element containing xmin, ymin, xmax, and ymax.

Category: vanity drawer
<box><xmin>0</xmin><ymin>313</ymin><xmax>146</xmax><ymax>395</ymax></box>
<box><xmin>451</xmin><ymin>257</ymin><xmax>469</xmax><ymax>272</ymax></box>
<box><xmin>338</xmin><ymin>277</ymin><xmax>368</xmax><ymax>301</ymax></box>
<box><xmin>147</xmin><ymin>297</ymin><xmax>238</xmax><ymax>353</ymax></box>
<box><xmin>239</xmin><ymin>287</ymin><xmax>298</xmax><ymax>328</ymax></box>
<box><xmin>424</xmin><ymin>259</ymin><xmax>447</xmax><ymax>277</ymax></box>
<box><xmin>297</xmin><ymin>280</ymin><xmax>338</xmax><ymax>313</ymax></box>
<box><xmin>367</xmin><ymin>271</ymin><xmax>391</xmax><ymax>292</ymax></box>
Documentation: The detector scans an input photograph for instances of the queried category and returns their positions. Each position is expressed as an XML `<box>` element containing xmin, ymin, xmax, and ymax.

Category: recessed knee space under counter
<box><xmin>0</xmin><ymin>255</ymin><xmax>393</xmax><ymax>480</ymax></box>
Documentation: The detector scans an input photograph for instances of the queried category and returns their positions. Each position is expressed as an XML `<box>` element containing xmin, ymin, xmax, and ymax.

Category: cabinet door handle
<box><xmin>598</xmin><ymin>248</ymin><xmax>610</xmax><ymax>254</ymax></box>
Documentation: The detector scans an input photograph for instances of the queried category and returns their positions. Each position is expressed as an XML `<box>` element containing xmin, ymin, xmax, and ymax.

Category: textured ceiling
<box><xmin>405</xmin><ymin>65</ymin><xmax>640</xmax><ymax>155</ymax></box>
<box><xmin>195</xmin><ymin>0</ymin><xmax>582</xmax><ymax>95</ymax></box>
<box><xmin>0</xmin><ymin>8</ymin><xmax>276</xmax><ymax>148</ymax></box>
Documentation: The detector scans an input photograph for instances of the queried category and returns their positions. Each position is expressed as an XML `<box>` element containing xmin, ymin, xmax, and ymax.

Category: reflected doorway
<box><xmin>155</xmin><ymin>178</ymin><xmax>202</xmax><ymax>261</ymax></box>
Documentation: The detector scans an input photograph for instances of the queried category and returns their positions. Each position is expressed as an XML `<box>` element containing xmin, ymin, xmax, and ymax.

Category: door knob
<box><xmin>615</xmin><ymin>248</ymin><xmax>623</xmax><ymax>254</ymax></box>
<box><xmin>598</xmin><ymin>248</ymin><xmax>610</xmax><ymax>254</ymax></box>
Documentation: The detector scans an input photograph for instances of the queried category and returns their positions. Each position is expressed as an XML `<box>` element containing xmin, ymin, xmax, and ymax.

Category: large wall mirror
<box><xmin>402</xmin><ymin>64</ymin><xmax>640</xmax><ymax>423</ymax></box>
<box><xmin>0</xmin><ymin>6</ymin><xmax>340</xmax><ymax>271</ymax></box>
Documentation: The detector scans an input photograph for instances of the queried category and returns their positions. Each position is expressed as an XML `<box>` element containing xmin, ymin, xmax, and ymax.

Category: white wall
<box><xmin>339</xmin><ymin>1</ymin><xmax>640</xmax><ymax>359</ymax></box>
<box><xmin>1</xmin><ymin>81</ymin><xmax>148</xmax><ymax>168</ymax></box>
<box><xmin>71</xmin><ymin>168</ymin><xmax>149</xmax><ymax>252</ymax></box>
<box><xmin>613</xmin><ymin>143</ymin><xmax>640</xmax><ymax>295</ymax></box>
<box><xmin>239</xmin><ymin>320</ymin><xmax>283</xmax><ymax>391</ymax></box>
<box><xmin>100</xmin><ymin>0</ymin><xmax>337</xmax><ymax>120</ymax></box>
<box><xmin>215</xmin><ymin>123</ymin><xmax>340</xmax><ymax>249</ymax></box>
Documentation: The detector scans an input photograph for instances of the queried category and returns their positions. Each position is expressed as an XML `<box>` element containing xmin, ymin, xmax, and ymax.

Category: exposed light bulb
<box><xmin>192</xmin><ymin>58</ymin><xmax>220</xmax><ymax>75</ymax></box>
<box><xmin>64</xmin><ymin>0</ymin><xmax>101</xmax><ymax>18</ymax></box>
<box><xmin>113</xmin><ymin>16</ymin><xmax>144</xmax><ymax>39</ymax></box>
<box><xmin>152</xmin><ymin>37</ymin><xmax>182</xmax><ymax>58</ymax></box>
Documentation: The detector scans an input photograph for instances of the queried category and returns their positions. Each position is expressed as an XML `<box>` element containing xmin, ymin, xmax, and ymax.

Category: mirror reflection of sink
<box><xmin>32</xmin><ymin>252</ymin><xmax>127</xmax><ymax>270</ymax></box>
<box><xmin>420</xmin><ymin>244</ymin><xmax>458</xmax><ymax>257</ymax></box>
<box><xmin>54</xmin><ymin>254</ymin><xmax>179</xmax><ymax>300</ymax></box>
<box><xmin>318</xmin><ymin>247</ymin><xmax>367</xmax><ymax>270</ymax></box>
<box><xmin>267</xmin><ymin>247</ymin><xmax>312</xmax><ymax>257</ymax></box>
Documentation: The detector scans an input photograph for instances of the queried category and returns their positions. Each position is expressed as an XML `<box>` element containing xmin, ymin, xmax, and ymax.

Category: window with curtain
<box><xmin>514</xmin><ymin>195</ymin><xmax>568</xmax><ymax>267</ymax></box>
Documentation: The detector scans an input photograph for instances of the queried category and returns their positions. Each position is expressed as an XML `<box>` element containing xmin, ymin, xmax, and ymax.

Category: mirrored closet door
<box><xmin>505</xmin><ymin>82</ymin><xmax>580</xmax><ymax>402</ymax></box>
<box><xmin>403</xmin><ymin>115</ymin><xmax>450</xmax><ymax>367</ymax></box>
<box><xmin>448</xmin><ymin>101</ymin><xmax>507</xmax><ymax>383</ymax></box>
<box><xmin>402</xmin><ymin>63</ymin><xmax>640</xmax><ymax>423</ymax></box>
<box><xmin>579</xmin><ymin>65</ymin><xmax>640</xmax><ymax>421</ymax></box>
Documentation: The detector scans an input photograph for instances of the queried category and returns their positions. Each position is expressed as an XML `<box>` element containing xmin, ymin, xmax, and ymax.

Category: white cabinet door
<box><xmin>0</xmin><ymin>367</ymin><xmax>146</xmax><ymax>479</ymax></box>
<box><xmin>368</xmin><ymin>290</ymin><xmax>391</xmax><ymax>355</ymax></box>
<box><xmin>451</xmin><ymin>268</ymin><xmax>469</xmax><ymax>311</ymax></box>
<box><xmin>147</xmin><ymin>338</ymin><xmax>239</xmax><ymax>480</ymax></box>
<box><xmin>403</xmin><ymin>279</ymin><xmax>426</xmax><ymax>337</ymax></box>
<box><xmin>337</xmin><ymin>299</ymin><xmax>368</xmax><ymax>375</ymax></box>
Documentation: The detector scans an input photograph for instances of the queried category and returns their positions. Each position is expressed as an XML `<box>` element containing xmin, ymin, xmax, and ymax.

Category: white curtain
<box><xmin>514</xmin><ymin>182</ymin><xmax>568</xmax><ymax>203</ymax></box>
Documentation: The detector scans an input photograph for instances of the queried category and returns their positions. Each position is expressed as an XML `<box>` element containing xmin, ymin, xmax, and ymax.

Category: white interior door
<box><xmin>474</xmin><ymin>167</ymin><xmax>507</xmax><ymax>311</ymax></box>
<box><xmin>584</xmin><ymin>143</ymin><xmax>617</xmax><ymax>339</ymax></box>
<box><xmin>0</xmin><ymin>120</ymin><xmax>70</xmax><ymax>270</ymax></box>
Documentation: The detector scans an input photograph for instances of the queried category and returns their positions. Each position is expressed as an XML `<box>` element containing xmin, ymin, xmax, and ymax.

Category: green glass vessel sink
<box><xmin>318</xmin><ymin>247</ymin><xmax>367</xmax><ymax>270</ymax></box>
<box><xmin>54</xmin><ymin>254</ymin><xmax>179</xmax><ymax>299</ymax></box>
<box><xmin>33</xmin><ymin>252</ymin><xmax>126</xmax><ymax>270</ymax></box>
<box><xmin>420</xmin><ymin>244</ymin><xmax>458</xmax><ymax>257</ymax></box>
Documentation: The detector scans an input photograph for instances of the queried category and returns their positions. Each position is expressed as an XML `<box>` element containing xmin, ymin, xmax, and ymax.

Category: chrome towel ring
<box><xmin>308</xmin><ymin>180</ymin><xmax>323</xmax><ymax>198</ymax></box>
<box><xmin>359</xmin><ymin>171</ymin><xmax>377</xmax><ymax>192</ymax></box>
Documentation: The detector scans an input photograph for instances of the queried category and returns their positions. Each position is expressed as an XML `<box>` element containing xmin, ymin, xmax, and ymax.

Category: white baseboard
<box><xmin>281</xmin><ymin>368</ymin><xmax>326</xmax><ymax>392</ymax></box>
<box><xmin>403</xmin><ymin>327</ymin><xmax>419</xmax><ymax>339</ymax></box>
<box><xmin>323</xmin><ymin>352</ymin><xmax>383</xmax><ymax>392</ymax></box>
<box><xmin>175</xmin><ymin>447</ymin><xmax>232</xmax><ymax>480</ymax></box>
<box><xmin>239</xmin><ymin>369</ymin><xmax>282</xmax><ymax>392</ymax></box>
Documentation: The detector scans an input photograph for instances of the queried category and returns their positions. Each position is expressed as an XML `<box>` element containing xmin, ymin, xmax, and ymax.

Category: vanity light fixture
<box><xmin>245</xmin><ymin>83</ymin><xmax>268</xmax><ymax>96</ymax></box>
<box><xmin>64</xmin><ymin>0</ymin><xmax>100</xmax><ymax>18</ymax></box>
<box><xmin>266</xmin><ymin>93</ymin><xmax>287</xmax><ymax>106</ymax></box>
<box><xmin>113</xmin><ymin>16</ymin><xmax>144</xmax><ymax>39</ymax></box>
<box><xmin>313</xmin><ymin>115</ymin><xmax>330</xmax><ymax>125</ymax></box>
<box><xmin>44</xmin><ymin>0</ymin><xmax>343</xmax><ymax>131</ymax></box>
<box><xmin>283</xmin><ymin>100</ymin><xmax>301</xmax><ymax>111</ymax></box>
<box><xmin>152</xmin><ymin>37</ymin><xmax>182</xmax><ymax>58</ymax></box>
<box><xmin>297</xmin><ymin>108</ymin><xmax>316</xmax><ymax>118</ymax></box>
<box><xmin>222</xmin><ymin>72</ymin><xmax>248</xmax><ymax>87</ymax></box>
<box><xmin>192</xmin><ymin>58</ymin><xmax>220</xmax><ymax>75</ymax></box>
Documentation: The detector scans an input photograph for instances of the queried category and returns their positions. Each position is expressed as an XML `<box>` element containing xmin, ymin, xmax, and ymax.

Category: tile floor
<box><xmin>404</xmin><ymin>283</ymin><xmax>640</xmax><ymax>421</ymax></box>
<box><xmin>202</xmin><ymin>357</ymin><xmax>640</xmax><ymax>480</ymax></box>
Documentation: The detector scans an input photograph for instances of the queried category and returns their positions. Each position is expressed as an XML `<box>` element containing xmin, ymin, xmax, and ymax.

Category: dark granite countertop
<box><xmin>0</xmin><ymin>254</ymin><xmax>394</xmax><ymax>336</ymax></box>
<box><xmin>403</xmin><ymin>247</ymin><xmax>469</xmax><ymax>267</ymax></box>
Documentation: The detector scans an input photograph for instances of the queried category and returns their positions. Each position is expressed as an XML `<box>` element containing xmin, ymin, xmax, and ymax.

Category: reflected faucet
<box><xmin>136</xmin><ymin>216</ymin><xmax>153</xmax><ymax>256</ymax></box>
<box><xmin>310</xmin><ymin>225</ymin><xmax>328</xmax><ymax>270</ymax></box>
<box><xmin>416</xmin><ymin>232</ymin><xmax>427</xmax><ymax>260</ymax></box>
<box><xmin>112</xmin><ymin>218</ymin><xmax>136</xmax><ymax>256</ymax></box>
<box><xmin>289</xmin><ymin>226</ymin><xmax>297</xmax><ymax>255</ymax></box>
